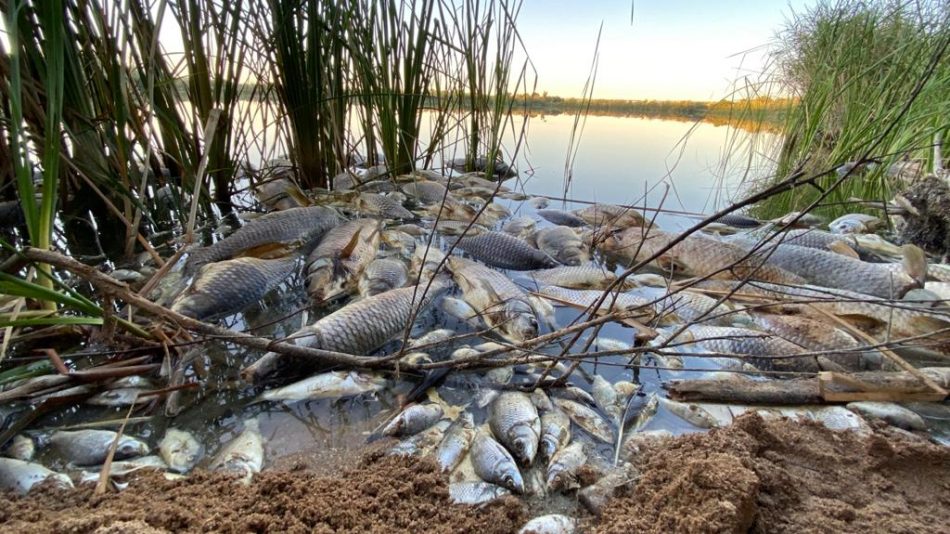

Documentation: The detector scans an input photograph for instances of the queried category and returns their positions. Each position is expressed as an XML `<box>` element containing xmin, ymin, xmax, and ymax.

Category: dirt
<box><xmin>595</xmin><ymin>413</ymin><xmax>950</xmax><ymax>534</ymax></box>
<box><xmin>2</xmin><ymin>413</ymin><xmax>948</xmax><ymax>533</ymax></box>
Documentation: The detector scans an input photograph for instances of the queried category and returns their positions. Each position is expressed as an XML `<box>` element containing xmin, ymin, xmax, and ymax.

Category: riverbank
<box><xmin>3</xmin><ymin>412</ymin><xmax>946</xmax><ymax>533</ymax></box>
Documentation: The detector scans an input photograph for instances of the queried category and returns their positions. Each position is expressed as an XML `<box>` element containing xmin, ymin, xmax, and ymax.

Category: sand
<box><xmin>2</xmin><ymin>413</ymin><xmax>948</xmax><ymax>533</ymax></box>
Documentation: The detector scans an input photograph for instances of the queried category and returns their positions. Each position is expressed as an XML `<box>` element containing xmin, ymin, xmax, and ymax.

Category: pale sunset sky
<box><xmin>517</xmin><ymin>0</ymin><xmax>814</xmax><ymax>100</ymax></box>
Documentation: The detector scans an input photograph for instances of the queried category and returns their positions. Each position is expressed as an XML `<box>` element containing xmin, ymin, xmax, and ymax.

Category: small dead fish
<box><xmin>574</xmin><ymin>204</ymin><xmax>644</xmax><ymax>229</ymax></box>
<box><xmin>530</xmin><ymin>389</ymin><xmax>555</xmax><ymax>412</ymax></box>
<box><xmin>489</xmin><ymin>392</ymin><xmax>541</xmax><ymax>466</ymax></box>
<box><xmin>408</xmin><ymin>328</ymin><xmax>457</xmax><ymax>348</ymax></box>
<box><xmin>389</xmin><ymin>420</ymin><xmax>450</xmax><ymax>457</ymax></box>
<box><xmin>211</xmin><ymin>418</ymin><xmax>264</xmax><ymax>484</ymax></box>
<box><xmin>537</xmin><ymin>209</ymin><xmax>587</xmax><ymax>228</ymax></box>
<box><xmin>631</xmin><ymin>394</ymin><xmax>659</xmax><ymax>431</ymax></box>
<box><xmin>578</xmin><ymin>463</ymin><xmax>638</xmax><ymax>516</ymax></box>
<box><xmin>449</xmin><ymin>480</ymin><xmax>511</xmax><ymax>505</ymax></box>
<box><xmin>0</xmin><ymin>458</ymin><xmax>72</xmax><ymax>495</ymax></box>
<box><xmin>383</xmin><ymin>403</ymin><xmax>444</xmax><ymax>437</ymax></box>
<box><xmin>533</xmin><ymin>226</ymin><xmax>589</xmax><ymax>266</ymax></box>
<box><xmin>254</xmin><ymin>174</ymin><xmax>309</xmax><ymax>211</ymax></box>
<box><xmin>356</xmin><ymin>192</ymin><xmax>414</xmax><ymax>219</ymax></box>
<box><xmin>449</xmin><ymin>257</ymin><xmax>541</xmax><ymax>343</ymax></box>
<box><xmin>455</xmin><ymin>231</ymin><xmax>559</xmax><ymax>270</ymax></box>
<box><xmin>518</xmin><ymin>514</ymin><xmax>577</xmax><ymax>534</ymax></box>
<box><xmin>85</xmin><ymin>388</ymin><xmax>150</xmax><ymax>407</ymax></box>
<box><xmin>470</xmin><ymin>431</ymin><xmax>525</xmax><ymax>494</ymax></box>
<box><xmin>529</xmin><ymin>197</ymin><xmax>550</xmax><ymax>209</ymax></box>
<box><xmin>528</xmin><ymin>264</ymin><xmax>622</xmax><ymax>290</ymax></box>
<box><xmin>184</xmin><ymin>206</ymin><xmax>341</xmax><ymax>273</ymax></box>
<box><xmin>259</xmin><ymin>371</ymin><xmax>388</xmax><ymax>402</ymax></box>
<box><xmin>358</xmin><ymin>257</ymin><xmax>408</xmax><ymax>297</ymax></box>
<box><xmin>658</xmin><ymin>397</ymin><xmax>719</xmax><ymax>429</ymax></box>
<box><xmin>172</xmin><ymin>256</ymin><xmax>298</xmax><ymax>320</ymax></box>
<box><xmin>592</xmin><ymin>375</ymin><xmax>623</xmax><ymax>426</ymax></box>
<box><xmin>159</xmin><ymin>429</ymin><xmax>203</xmax><ymax>473</ymax></box>
<box><xmin>829</xmin><ymin>213</ymin><xmax>882</xmax><ymax>234</ymax></box>
<box><xmin>550</xmin><ymin>385</ymin><xmax>597</xmax><ymax>407</ymax></box>
<box><xmin>306</xmin><ymin>219</ymin><xmax>381</xmax><ymax>302</ymax></box>
<box><xmin>539</xmin><ymin>409</ymin><xmax>571</xmax><ymax>463</ymax></box>
<box><xmin>552</xmin><ymin>398</ymin><xmax>614</xmax><ymax>443</ymax></box>
<box><xmin>545</xmin><ymin>441</ymin><xmax>587</xmax><ymax>492</ymax></box>
<box><xmin>110</xmin><ymin>269</ymin><xmax>146</xmax><ymax>284</ymax></box>
<box><xmin>2</xmin><ymin>435</ymin><xmax>35</xmax><ymax>462</ymax></box>
<box><xmin>49</xmin><ymin>430</ymin><xmax>148</xmax><ymax>467</ymax></box>
<box><xmin>502</xmin><ymin>216</ymin><xmax>537</xmax><ymax>239</ymax></box>
<box><xmin>78</xmin><ymin>455</ymin><xmax>168</xmax><ymax>485</ymax></box>
<box><xmin>400</xmin><ymin>180</ymin><xmax>450</xmax><ymax>204</ymax></box>
<box><xmin>846</xmin><ymin>401</ymin><xmax>926</xmax><ymax>431</ymax></box>
<box><xmin>436</xmin><ymin>412</ymin><xmax>476</xmax><ymax>472</ymax></box>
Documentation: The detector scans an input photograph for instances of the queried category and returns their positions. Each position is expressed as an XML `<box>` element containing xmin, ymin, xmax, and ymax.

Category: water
<box><xmin>15</xmin><ymin>115</ymin><xmax>782</xmax><ymax>498</ymax></box>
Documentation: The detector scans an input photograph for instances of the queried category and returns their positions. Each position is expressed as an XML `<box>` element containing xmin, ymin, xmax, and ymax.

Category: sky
<box><xmin>516</xmin><ymin>0</ymin><xmax>814</xmax><ymax>100</ymax></box>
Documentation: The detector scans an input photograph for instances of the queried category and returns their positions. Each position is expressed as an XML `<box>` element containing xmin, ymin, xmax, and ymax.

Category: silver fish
<box><xmin>533</xmin><ymin>226</ymin><xmax>589</xmax><ymax>266</ymax></box>
<box><xmin>529</xmin><ymin>197</ymin><xmax>550</xmax><ymax>209</ymax></box>
<box><xmin>50</xmin><ymin>430</ymin><xmax>149</xmax><ymax>466</ymax></box>
<box><xmin>489</xmin><ymin>392</ymin><xmax>541</xmax><ymax>466</ymax></box>
<box><xmin>658</xmin><ymin>397</ymin><xmax>719</xmax><ymax>429</ymax></box>
<box><xmin>449</xmin><ymin>481</ymin><xmax>511</xmax><ymax>505</ymax></box>
<box><xmin>388</xmin><ymin>420</ymin><xmax>450</xmax><ymax>457</ymax></box>
<box><xmin>449</xmin><ymin>257</ymin><xmax>540</xmax><ymax>343</ymax></box>
<box><xmin>254</xmin><ymin>175</ymin><xmax>308</xmax><ymax>211</ymax></box>
<box><xmin>530</xmin><ymin>389</ymin><xmax>555</xmax><ymax>412</ymax></box>
<box><xmin>259</xmin><ymin>371</ymin><xmax>387</xmax><ymax>402</ymax></box>
<box><xmin>537</xmin><ymin>286</ymin><xmax>650</xmax><ymax>315</ymax></box>
<box><xmin>78</xmin><ymin>455</ymin><xmax>169</xmax><ymax>485</ymax></box>
<box><xmin>400</xmin><ymin>180</ymin><xmax>450</xmax><ymax>204</ymax></box>
<box><xmin>829</xmin><ymin>213</ymin><xmax>882</xmax><ymax>234</ymax></box>
<box><xmin>356</xmin><ymin>192</ymin><xmax>414</xmax><ymax>219</ymax></box>
<box><xmin>436</xmin><ymin>412</ymin><xmax>476</xmax><ymax>473</ymax></box>
<box><xmin>574</xmin><ymin>203</ymin><xmax>645</xmax><ymax>229</ymax></box>
<box><xmin>846</xmin><ymin>401</ymin><xmax>926</xmax><ymax>431</ymax></box>
<box><xmin>0</xmin><ymin>458</ymin><xmax>73</xmax><ymax>495</ymax></box>
<box><xmin>159</xmin><ymin>429</ymin><xmax>203</xmax><ymax>473</ymax></box>
<box><xmin>171</xmin><ymin>256</ymin><xmax>298</xmax><ymax>320</ymax></box>
<box><xmin>85</xmin><ymin>388</ymin><xmax>151</xmax><ymax>407</ymax></box>
<box><xmin>539</xmin><ymin>409</ymin><xmax>572</xmax><ymax>463</ymax></box>
<box><xmin>2</xmin><ymin>434</ymin><xmax>34</xmax><ymax>462</ymax></box>
<box><xmin>306</xmin><ymin>219</ymin><xmax>381</xmax><ymax>302</ymax></box>
<box><xmin>408</xmin><ymin>328</ymin><xmax>457</xmax><ymax>348</ymax></box>
<box><xmin>545</xmin><ymin>442</ymin><xmax>587</xmax><ymax>491</ymax></box>
<box><xmin>470</xmin><ymin>431</ymin><xmax>525</xmax><ymax>494</ymax></box>
<box><xmin>358</xmin><ymin>258</ymin><xmax>409</xmax><ymax>297</ymax></box>
<box><xmin>502</xmin><ymin>216</ymin><xmax>538</xmax><ymax>239</ymax></box>
<box><xmin>518</xmin><ymin>514</ymin><xmax>577</xmax><ymax>534</ymax></box>
<box><xmin>552</xmin><ymin>398</ymin><xmax>614</xmax><ymax>443</ymax></box>
<box><xmin>211</xmin><ymin>418</ymin><xmax>264</xmax><ymax>485</ymax></box>
<box><xmin>528</xmin><ymin>264</ymin><xmax>622</xmax><ymax>290</ymax></box>
<box><xmin>631</xmin><ymin>394</ymin><xmax>659</xmax><ymax>431</ymax></box>
<box><xmin>578</xmin><ymin>463</ymin><xmax>638</xmax><ymax>515</ymax></box>
<box><xmin>750</xmin><ymin>312</ymin><xmax>868</xmax><ymax>370</ymax></box>
<box><xmin>243</xmin><ymin>279</ymin><xmax>450</xmax><ymax>383</ymax></box>
<box><xmin>652</xmin><ymin>324</ymin><xmax>816</xmax><ymax>373</ymax></box>
<box><xmin>455</xmin><ymin>231</ymin><xmax>559</xmax><ymax>270</ymax></box>
<box><xmin>537</xmin><ymin>209</ymin><xmax>587</xmax><ymax>228</ymax></box>
<box><xmin>383</xmin><ymin>403</ymin><xmax>444</xmax><ymax>437</ymax></box>
<box><xmin>184</xmin><ymin>206</ymin><xmax>341</xmax><ymax>273</ymax></box>
<box><xmin>592</xmin><ymin>375</ymin><xmax>623</xmax><ymax>425</ymax></box>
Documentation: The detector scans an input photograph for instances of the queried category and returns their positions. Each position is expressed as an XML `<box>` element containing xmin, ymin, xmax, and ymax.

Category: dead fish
<box><xmin>408</xmin><ymin>328</ymin><xmax>457</xmax><ymax>348</ymax></box>
<box><xmin>529</xmin><ymin>197</ymin><xmax>550</xmax><ymax>209</ymax></box>
<box><xmin>545</xmin><ymin>441</ymin><xmax>587</xmax><ymax>492</ymax></box>
<box><xmin>600</xmin><ymin>227</ymin><xmax>804</xmax><ymax>285</ymax></box>
<box><xmin>574</xmin><ymin>203</ymin><xmax>644</xmax><ymax>229</ymax></box>
<box><xmin>502</xmin><ymin>216</ymin><xmax>537</xmax><ymax>239</ymax></box>
<box><xmin>533</xmin><ymin>226</ymin><xmax>589</xmax><ymax>266</ymax></box>
<box><xmin>448</xmin><ymin>257</ymin><xmax>541</xmax><ymax>343</ymax></box>
<box><xmin>243</xmin><ymin>279</ymin><xmax>451</xmax><ymax>383</ymax></box>
<box><xmin>626</xmin><ymin>286</ymin><xmax>743</xmax><ymax>325</ymax></box>
<box><xmin>211</xmin><ymin>418</ymin><xmax>263</xmax><ymax>484</ymax></box>
<box><xmin>171</xmin><ymin>256</ymin><xmax>298</xmax><ymax>320</ymax></box>
<box><xmin>0</xmin><ymin>458</ymin><xmax>72</xmax><ymax>495</ymax></box>
<box><xmin>470</xmin><ymin>431</ymin><xmax>525</xmax><ymax>494</ymax></box>
<box><xmin>537</xmin><ymin>209</ymin><xmax>587</xmax><ymax>228</ymax></box>
<box><xmin>631</xmin><ymin>394</ymin><xmax>659</xmax><ymax>431</ymax></box>
<box><xmin>77</xmin><ymin>455</ymin><xmax>169</xmax><ymax>485</ymax></box>
<box><xmin>85</xmin><ymin>388</ymin><xmax>151</xmax><ymax>407</ymax></box>
<box><xmin>184</xmin><ymin>206</ymin><xmax>341</xmax><ymax>273</ymax></box>
<box><xmin>652</xmin><ymin>324</ymin><xmax>816</xmax><ymax>373</ymax></box>
<box><xmin>552</xmin><ymin>398</ymin><xmax>614</xmax><ymax>443</ymax></box>
<box><xmin>550</xmin><ymin>385</ymin><xmax>597</xmax><ymax>407</ymax></box>
<box><xmin>436</xmin><ymin>412</ymin><xmax>476</xmax><ymax>472</ymax></box>
<box><xmin>658</xmin><ymin>397</ymin><xmax>720</xmax><ymax>429</ymax></box>
<box><xmin>258</xmin><ymin>370</ymin><xmax>388</xmax><ymax>402</ymax></box>
<box><xmin>254</xmin><ymin>175</ymin><xmax>309</xmax><ymax>211</ymax></box>
<box><xmin>333</xmin><ymin>171</ymin><xmax>361</xmax><ymax>191</ymax></box>
<box><xmin>489</xmin><ymin>392</ymin><xmax>541</xmax><ymax>466</ymax></box>
<box><xmin>578</xmin><ymin>463</ymin><xmax>638</xmax><ymax>516</ymax></box>
<box><xmin>449</xmin><ymin>156</ymin><xmax>517</xmax><ymax>178</ymax></box>
<box><xmin>518</xmin><ymin>514</ymin><xmax>577</xmax><ymax>534</ymax></box>
<box><xmin>400</xmin><ymin>180</ymin><xmax>450</xmax><ymax>204</ymax></box>
<box><xmin>49</xmin><ymin>430</ymin><xmax>149</xmax><ymax>466</ymax></box>
<box><xmin>159</xmin><ymin>429</ymin><xmax>203</xmax><ymax>474</ymax></box>
<box><xmin>358</xmin><ymin>257</ymin><xmax>409</xmax><ymax>297</ymax></box>
<box><xmin>2</xmin><ymin>435</ymin><xmax>34</xmax><ymax>462</ymax></box>
<box><xmin>388</xmin><ymin>420</ymin><xmax>450</xmax><ymax>457</ymax></box>
<box><xmin>449</xmin><ymin>481</ymin><xmax>511</xmax><ymax>505</ymax></box>
<box><xmin>829</xmin><ymin>213</ymin><xmax>882</xmax><ymax>234</ymax></box>
<box><xmin>455</xmin><ymin>231</ymin><xmax>559</xmax><ymax>270</ymax></box>
<box><xmin>750</xmin><ymin>312</ymin><xmax>868</xmax><ymax>370</ymax></box>
<box><xmin>537</xmin><ymin>286</ymin><xmax>650</xmax><ymax>315</ymax></box>
<box><xmin>539</xmin><ymin>409</ymin><xmax>572</xmax><ymax>463</ymax></box>
<box><xmin>433</xmin><ymin>218</ymin><xmax>488</xmax><ymax>236</ymax></box>
<box><xmin>356</xmin><ymin>192</ymin><xmax>415</xmax><ymax>219</ymax></box>
<box><xmin>846</xmin><ymin>401</ymin><xmax>926</xmax><ymax>431</ymax></box>
<box><xmin>440</xmin><ymin>296</ymin><xmax>483</xmax><ymax>327</ymax></box>
<box><xmin>306</xmin><ymin>219</ymin><xmax>381</xmax><ymax>302</ymax></box>
<box><xmin>530</xmin><ymin>389</ymin><xmax>555</xmax><ymax>412</ymax></box>
<box><xmin>110</xmin><ymin>269</ymin><xmax>146</xmax><ymax>284</ymax></box>
<box><xmin>592</xmin><ymin>375</ymin><xmax>623</xmax><ymax>426</ymax></box>
<box><xmin>528</xmin><ymin>264</ymin><xmax>622</xmax><ymax>290</ymax></box>
<box><xmin>383</xmin><ymin>403</ymin><xmax>444</xmax><ymax>437</ymax></box>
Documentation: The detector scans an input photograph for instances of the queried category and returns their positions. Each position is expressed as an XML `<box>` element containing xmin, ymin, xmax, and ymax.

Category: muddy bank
<box><xmin>596</xmin><ymin>413</ymin><xmax>950</xmax><ymax>534</ymax></box>
<box><xmin>2</xmin><ymin>413</ymin><xmax>948</xmax><ymax>533</ymax></box>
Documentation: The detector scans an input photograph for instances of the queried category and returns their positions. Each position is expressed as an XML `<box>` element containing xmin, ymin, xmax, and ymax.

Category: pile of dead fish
<box><xmin>3</xmin><ymin>160</ymin><xmax>949</xmax><ymax>530</ymax></box>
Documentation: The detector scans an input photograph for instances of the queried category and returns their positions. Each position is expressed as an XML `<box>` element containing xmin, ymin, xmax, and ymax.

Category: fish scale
<box><xmin>528</xmin><ymin>264</ymin><xmax>620</xmax><ymax>290</ymax></box>
<box><xmin>184</xmin><ymin>206</ymin><xmax>341</xmax><ymax>273</ymax></box>
<box><xmin>655</xmin><ymin>324</ymin><xmax>816</xmax><ymax>372</ymax></box>
<box><xmin>357</xmin><ymin>193</ymin><xmax>414</xmax><ymax>219</ymax></box>
<box><xmin>172</xmin><ymin>256</ymin><xmax>298</xmax><ymax>320</ymax></box>
<box><xmin>456</xmin><ymin>231</ymin><xmax>559</xmax><ymax>270</ymax></box>
<box><xmin>359</xmin><ymin>258</ymin><xmax>409</xmax><ymax>297</ymax></box>
<box><xmin>536</xmin><ymin>209</ymin><xmax>587</xmax><ymax>228</ymax></box>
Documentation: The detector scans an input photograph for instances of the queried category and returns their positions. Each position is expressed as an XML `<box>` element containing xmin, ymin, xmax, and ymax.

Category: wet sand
<box><xmin>2</xmin><ymin>413</ymin><xmax>947</xmax><ymax>533</ymax></box>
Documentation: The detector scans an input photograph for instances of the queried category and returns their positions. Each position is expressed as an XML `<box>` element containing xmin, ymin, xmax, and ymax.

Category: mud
<box><xmin>2</xmin><ymin>413</ymin><xmax>948</xmax><ymax>533</ymax></box>
<box><xmin>595</xmin><ymin>413</ymin><xmax>950</xmax><ymax>533</ymax></box>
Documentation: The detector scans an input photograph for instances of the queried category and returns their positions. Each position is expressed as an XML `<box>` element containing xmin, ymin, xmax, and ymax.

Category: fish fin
<box><xmin>900</xmin><ymin>244</ymin><xmax>928</xmax><ymax>288</ymax></box>
<box><xmin>241</xmin><ymin>242</ymin><xmax>296</xmax><ymax>259</ymax></box>
<box><xmin>286</xmin><ymin>186</ymin><xmax>312</xmax><ymax>207</ymax></box>
<box><xmin>826</xmin><ymin>240</ymin><xmax>859</xmax><ymax>259</ymax></box>
<box><xmin>339</xmin><ymin>229</ymin><xmax>364</xmax><ymax>260</ymax></box>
